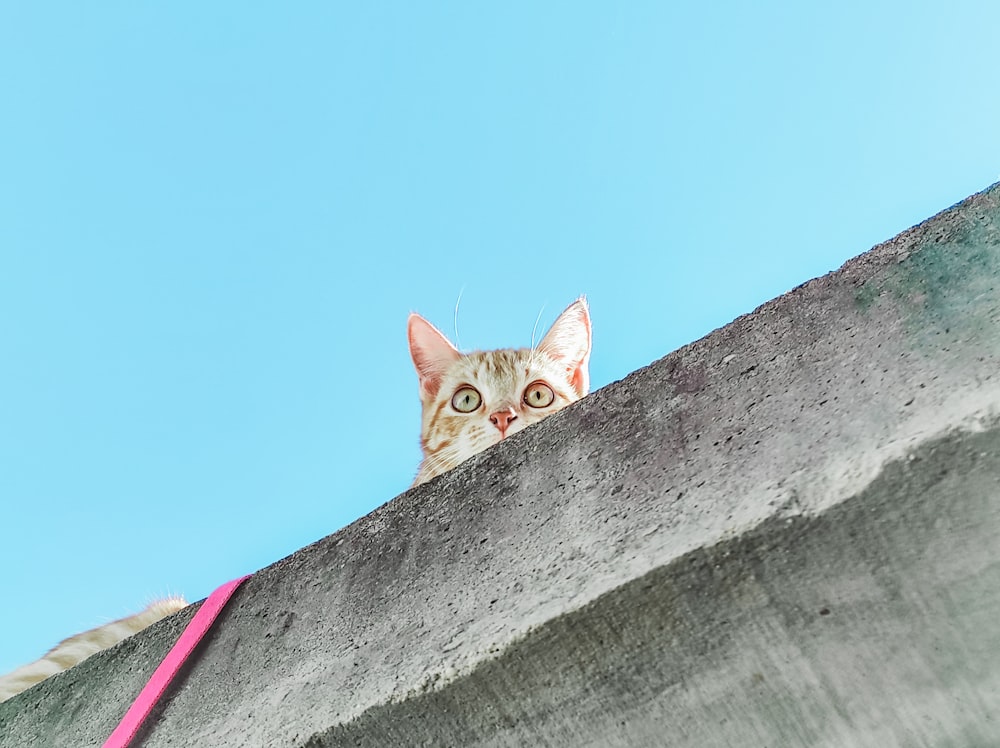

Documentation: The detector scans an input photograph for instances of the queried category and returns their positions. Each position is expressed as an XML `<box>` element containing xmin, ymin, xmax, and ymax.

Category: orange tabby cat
<box><xmin>0</xmin><ymin>597</ymin><xmax>187</xmax><ymax>702</ymax></box>
<box><xmin>1</xmin><ymin>301</ymin><xmax>591</xmax><ymax>702</ymax></box>
<box><xmin>408</xmin><ymin>297</ymin><xmax>591</xmax><ymax>485</ymax></box>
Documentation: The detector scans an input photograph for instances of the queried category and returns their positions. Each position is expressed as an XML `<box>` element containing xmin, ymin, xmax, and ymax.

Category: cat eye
<box><xmin>451</xmin><ymin>386</ymin><xmax>482</xmax><ymax>413</ymax></box>
<box><xmin>523</xmin><ymin>381</ymin><xmax>555</xmax><ymax>408</ymax></box>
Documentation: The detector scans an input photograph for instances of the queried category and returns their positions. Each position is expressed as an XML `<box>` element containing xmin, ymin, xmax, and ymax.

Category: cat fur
<box><xmin>0</xmin><ymin>596</ymin><xmax>187</xmax><ymax>702</ymax></box>
<box><xmin>408</xmin><ymin>297</ymin><xmax>591</xmax><ymax>485</ymax></box>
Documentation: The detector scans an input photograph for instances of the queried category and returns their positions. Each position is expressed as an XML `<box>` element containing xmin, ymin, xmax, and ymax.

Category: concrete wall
<box><xmin>2</xmin><ymin>184</ymin><xmax>998</xmax><ymax>747</ymax></box>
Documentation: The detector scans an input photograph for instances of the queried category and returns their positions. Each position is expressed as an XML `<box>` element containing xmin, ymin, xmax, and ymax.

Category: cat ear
<box><xmin>408</xmin><ymin>313</ymin><xmax>461</xmax><ymax>401</ymax></box>
<box><xmin>538</xmin><ymin>297</ymin><xmax>592</xmax><ymax>397</ymax></box>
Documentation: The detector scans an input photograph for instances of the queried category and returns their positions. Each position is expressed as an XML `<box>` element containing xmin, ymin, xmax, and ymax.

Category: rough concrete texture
<box><xmin>2</xmin><ymin>184</ymin><xmax>999</xmax><ymax>747</ymax></box>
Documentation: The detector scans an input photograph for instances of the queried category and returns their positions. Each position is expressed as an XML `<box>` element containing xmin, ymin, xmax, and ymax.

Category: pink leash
<box><xmin>103</xmin><ymin>574</ymin><xmax>252</xmax><ymax>748</ymax></box>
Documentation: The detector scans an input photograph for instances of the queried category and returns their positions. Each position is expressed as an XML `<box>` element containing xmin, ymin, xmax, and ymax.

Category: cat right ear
<box><xmin>537</xmin><ymin>297</ymin><xmax>592</xmax><ymax>398</ymax></box>
<box><xmin>408</xmin><ymin>313</ymin><xmax>461</xmax><ymax>401</ymax></box>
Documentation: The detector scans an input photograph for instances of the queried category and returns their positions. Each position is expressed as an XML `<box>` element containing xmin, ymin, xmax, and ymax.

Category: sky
<box><xmin>1</xmin><ymin>2</ymin><xmax>998</xmax><ymax>675</ymax></box>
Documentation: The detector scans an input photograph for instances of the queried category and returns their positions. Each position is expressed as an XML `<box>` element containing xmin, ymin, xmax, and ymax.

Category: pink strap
<box><xmin>103</xmin><ymin>575</ymin><xmax>251</xmax><ymax>748</ymax></box>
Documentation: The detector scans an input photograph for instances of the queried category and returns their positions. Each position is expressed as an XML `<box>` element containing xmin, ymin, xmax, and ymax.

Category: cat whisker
<box><xmin>453</xmin><ymin>286</ymin><xmax>465</xmax><ymax>351</ymax></box>
<box><xmin>530</xmin><ymin>303</ymin><xmax>546</xmax><ymax>350</ymax></box>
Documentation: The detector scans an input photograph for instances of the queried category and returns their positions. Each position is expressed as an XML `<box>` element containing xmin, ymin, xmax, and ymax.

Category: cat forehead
<box><xmin>446</xmin><ymin>348</ymin><xmax>551</xmax><ymax>388</ymax></box>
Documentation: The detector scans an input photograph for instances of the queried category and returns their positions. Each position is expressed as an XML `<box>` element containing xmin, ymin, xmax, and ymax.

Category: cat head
<box><xmin>408</xmin><ymin>298</ymin><xmax>591</xmax><ymax>485</ymax></box>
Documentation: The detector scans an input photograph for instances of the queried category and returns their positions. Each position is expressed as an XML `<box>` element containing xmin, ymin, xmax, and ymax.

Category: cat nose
<box><xmin>489</xmin><ymin>408</ymin><xmax>518</xmax><ymax>435</ymax></box>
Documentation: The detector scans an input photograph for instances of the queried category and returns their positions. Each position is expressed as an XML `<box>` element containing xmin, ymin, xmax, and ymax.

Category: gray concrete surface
<box><xmin>2</xmin><ymin>183</ymin><xmax>998</xmax><ymax>747</ymax></box>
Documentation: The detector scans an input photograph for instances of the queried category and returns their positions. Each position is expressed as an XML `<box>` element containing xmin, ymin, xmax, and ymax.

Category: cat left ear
<box><xmin>408</xmin><ymin>313</ymin><xmax>461</xmax><ymax>401</ymax></box>
<box><xmin>538</xmin><ymin>297</ymin><xmax>592</xmax><ymax>398</ymax></box>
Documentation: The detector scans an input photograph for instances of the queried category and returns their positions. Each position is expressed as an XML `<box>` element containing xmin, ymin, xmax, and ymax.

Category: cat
<box><xmin>1</xmin><ymin>300</ymin><xmax>591</xmax><ymax>702</ymax></box>
<box><xmin>408</xmin><ymin>297</ymin><xmax>592</xmax><ymax>486</ymax></box>
<box><xmin>0</xmin><ymin>597</ymin><xmax>187</xmax><ymax>702</ymax></box>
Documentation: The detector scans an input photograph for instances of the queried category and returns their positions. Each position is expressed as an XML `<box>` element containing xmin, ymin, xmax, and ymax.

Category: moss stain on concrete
<box><xmin>854</xmin><ymin>193</ymin><xmax>1000</xmax><ymax>353</ymax></box>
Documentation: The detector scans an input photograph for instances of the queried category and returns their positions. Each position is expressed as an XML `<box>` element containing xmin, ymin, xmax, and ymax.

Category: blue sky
<box><xmin>1</xmin><ymin>2</ymin><xmax>997</xmax><ymax>674</ymax></box>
